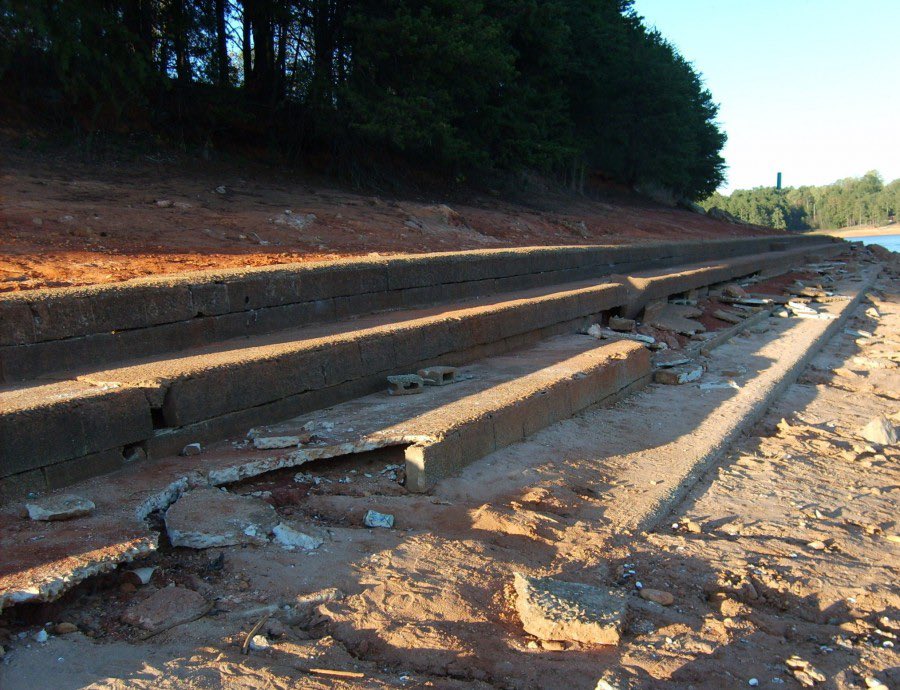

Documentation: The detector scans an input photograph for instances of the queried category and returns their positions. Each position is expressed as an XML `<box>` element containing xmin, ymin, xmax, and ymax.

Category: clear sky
<box><xmin>632</xmin><ymin>0</ymin><xmax>900</xmax><ymax>193</ymax></box>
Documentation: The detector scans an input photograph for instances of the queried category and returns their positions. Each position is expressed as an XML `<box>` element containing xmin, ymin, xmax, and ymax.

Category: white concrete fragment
<box><xmin>253</xmin><ymin>436</ymin><xmax>302</xmax><ymax>450</ymax></box>
<box><xmin>588</xmin><ymin>324</ymin><xmax>654</xmax><ymax>344</ymax></box>
<box><xmin>272</xmin><ymin>523</ymin><xmax>323</xmax><ymax>551</ymax></box>
<box><xmin>181</xmin><ymin>442</ymin><xmax>202</xmax><ymax>456</ymax></box>
<box><xmin>363</xmin><ymin>510</ymin><xmax>395</xmax><ymax>528</ymax></box>
<box><xmin>25</xmin><ymin>495</ymin><xmax>95</xmax><ymax>522</ymax></box>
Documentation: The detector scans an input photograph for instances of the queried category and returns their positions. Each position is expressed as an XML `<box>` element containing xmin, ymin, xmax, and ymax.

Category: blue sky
<box><xmin>632</xmin><ymin>0</ymin><xmax>900</xmax><ymax>193</ymax></box>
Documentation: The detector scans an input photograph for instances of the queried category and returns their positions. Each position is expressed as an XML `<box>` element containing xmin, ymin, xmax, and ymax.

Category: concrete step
<box><xmin>0</xmin><ymin>236</ymin><xmax>838</xmax><ymax>382</ymax></box>
<box><xmin>0</xmin><ymin>335</ymin><xmax>650</xmax><ymax>610</ymax></box>
<box><xmin>0</xmin><ymin>243</ymin><xmax>841</xmax><ymax>498</ymax></box>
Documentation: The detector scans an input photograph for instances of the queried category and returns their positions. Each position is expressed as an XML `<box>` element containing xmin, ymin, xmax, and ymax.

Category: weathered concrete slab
<box><xmin>513</xmin><ymin>572</ymin><xmax>626</xmax><ymax>645</ymax></box>
<box><xmin>164</xmin><ymin>488</ymin><xmax>278</xmax><ymax>549</ymax></box>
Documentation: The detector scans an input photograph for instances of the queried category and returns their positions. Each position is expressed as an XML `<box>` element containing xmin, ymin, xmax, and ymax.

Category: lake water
<box><xmin>850</xmin><ymin>233</ymin><xmax>900</xmax><ymax>253</ymax></box>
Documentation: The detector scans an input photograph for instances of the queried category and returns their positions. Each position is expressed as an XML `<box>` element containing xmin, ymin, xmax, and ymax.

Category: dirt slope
<box><xmin>0</xmin><ymin>139</ymin><xmax>773</xmax><ymax>293</ymax></box>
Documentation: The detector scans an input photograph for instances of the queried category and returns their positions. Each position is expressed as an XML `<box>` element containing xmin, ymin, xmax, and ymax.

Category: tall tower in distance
<box><xmin>776</xmin><ymin>172</ymin><xmax>782</xmax><ymax>190</ymax></box>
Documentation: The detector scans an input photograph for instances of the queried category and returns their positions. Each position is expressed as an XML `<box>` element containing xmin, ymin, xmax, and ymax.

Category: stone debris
<box><xmin>34</xmin><ymin>629</ymin><xmax>49</xmax><ymax>643</ymax></box>
<box><xmin>417</xmin><ymin>366</ymin><xmax>458</xmax><ymax>386</ymax></box>
<box><xmin>272</xmin><ymin>522</ymin><xmax>324</xmax><ymax>551</ymax></box>
<box><xmin>638</xmin><ymin>588</ymin><xmax>674</xmax><ymax>606</ymax></box>
<box><xmin>181</xmin><ymin>442</ymin><xmax>202</xmax><ymax>456</ymax></box>
<box><xmin>608</xmin><ymin>316</ymin><xmax>636</xmax><ymax>332</ymax></box>
<box><xmin>649</xmin><ymin>304</ymin><xmax>706</xmax><ymax>336</ymax></box>
<box><xmin>723</xmin><ymin>283</ymin><xmax>749</xmax><ymax>299</ymax></box>
<box><xmin>859</xmin><ymin>416</ymin><xmax>897</xmax><ymax>445</ymax></box>
<box><xmin>513</xmin><ymin>572</ymin><xmax>626</xmax><ymax>645</ymax></box>
<box><xmin>784</xmin><ymin>656</ymin><xmax>825</xmax><ymax>686</ymax></box>
<box><xmin>588</xmin><ymin>324</ymin><xmax>655</xmax><ymax>345</ymax></box>
<box><xmin>654</xmin><ymin>363</ymin><xmax>703</xmax><ymax>385</ymax></box>
<box><xmin>652</xmin><ymin>351</ymin><xmax>691</xmax><ymax>369</ymax></box>
<box><xmin>253</xmin><ymin>436</ymin><xmax>302</xmax><ymax>450</ymax></box>
<box><xmin>713</xmin><ymin>309</ymin><xmax>743</xmax><ymax>324</ymax></box>
<box><xmin>387</xmin><ymin>374</ymin><xmax>425</xmax><ymax>395</ymax></box>
<box><xmin>844</xmin><ymin>328</ymin><xmax>874</xmax><ymax>339</ymax></box>
<box><xmin>248</xmin><ymin>634</ymin><xmax>270</xmax><ymax>651</ymax></box>
<box><xmin>53</xmin><ymin>622</ymin><xmax>78</xmax><ymax>635</ymax></box>
<box><xmin>165</xmin><ymin>488</ymin><xmax>278</xmax><ymax>548</ymax></box>
<box><xmin>865</xmin><ymin>677</ymin><xmax>889</xmax><ymax>689</ymax></box>
<box><xmin>121</xmin><ymin>586</ymin><xmax>208</xmax><ymax>632</ymax></box>
<box><xmin>25</xmin><ymin>495</ymin><xmax>95</xmax><ymax>521</ymax></box>
<box><xmin>363</xmin><ymin>509</ymin><xmax>395</xmax><ymax>528</ymax></box>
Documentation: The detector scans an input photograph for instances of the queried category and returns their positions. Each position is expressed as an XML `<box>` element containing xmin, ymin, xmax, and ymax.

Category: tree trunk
<box><xmin>242</xmin><ymin>8</ymin><xmax>252</xmax><ymax>86</ymax></box>
<box><xmin>216</xmin><ymin>0</ymin><xmax>229</xmax><ymax>86</ymax></box>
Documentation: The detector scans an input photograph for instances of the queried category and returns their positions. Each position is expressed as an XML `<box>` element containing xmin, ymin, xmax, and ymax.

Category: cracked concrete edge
<box><xmin>633</xmin><ymin>267</ymin><xmax>880</xmax><ymax>536</ymax></box>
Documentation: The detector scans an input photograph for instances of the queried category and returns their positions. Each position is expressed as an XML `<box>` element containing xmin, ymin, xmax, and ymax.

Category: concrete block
<box><xmin>0</xmin><ymin>468</ymin><xmax>46</xmax><ymax>505</ymax></box>
<box><xmin>0</xmin><ymin>300</ymin><xmax>35</xmax><ymax>346</ymax></box>
<box><xmin>43</xmin><ymin>448</ymin><xmax>125</xmax><ymax>490</ymax></box>
<box><xmin>490</xmin><ymin>407</ymin><xmax>525</xmax><ymax>448</ymax></box>
<box><xmin>418</xmin><ymin>366</ymin><xmax>457</xmax><ymax>386</ymax></box>
<box><xmin>189</xmin><ymin>282</ymin><xmax>230</xmax><ymax>316</ymax></box>
<box><xmin>387</xmin><ymin>374</ymin><xmax>425</xmax><ymax>395</ymax></box>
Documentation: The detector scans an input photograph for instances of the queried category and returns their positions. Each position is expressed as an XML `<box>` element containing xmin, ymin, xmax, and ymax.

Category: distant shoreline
<box><xmin>809</xmin><ymin>225</ymin><xmax>899</xmax><ymax>239</ymax></box>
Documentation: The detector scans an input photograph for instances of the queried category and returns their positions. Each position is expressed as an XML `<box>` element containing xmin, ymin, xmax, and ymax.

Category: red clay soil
<box><xmin>0</xmin><ymin>138</ymin><xmax>778</xmax><ymax>293</ymax></box>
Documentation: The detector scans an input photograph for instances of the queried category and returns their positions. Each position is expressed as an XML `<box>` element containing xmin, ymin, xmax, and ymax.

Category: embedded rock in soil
<box><xmin>513</xmin><ymin>572</ymin><xmax>625</xmax><ymax>645</ymax></box>
<box><xmin>121</xmin><ymin>586</ymin><xmax>208</xmax><ymax>632</ymax></box>
<box><xmin>639</xmin><ymin>588</ymin><xmax>674</xmax><ymax>606</ymax></box>
<box><xmin>25</xmin><ymin>495</ymin><xmax>95</xmax><ymax>521</ymax></box>
<box><xmin>859</xmin><ymin>416</ymin><xmax>898</xmax><ymax>446</ymax></box>
<box><xmin>165</xmin><ymin>488</ymin><xmax>278</xmax><ymax>549</ymax></box>
<box><xmin>272</xmin><ymin>522</ymin><xmax>324</xmax><ymax>551</ymax></box>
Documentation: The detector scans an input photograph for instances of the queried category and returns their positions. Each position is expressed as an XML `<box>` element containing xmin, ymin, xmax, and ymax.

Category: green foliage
<box><xmin>1</xmin><ymin>0</ymin><xmax>726</xmax><ymax>198</ymax></box>
<box><xmin>702</xmin><ymin>171</ymin><xmax>900</xmax><ymax>230</ymax></box>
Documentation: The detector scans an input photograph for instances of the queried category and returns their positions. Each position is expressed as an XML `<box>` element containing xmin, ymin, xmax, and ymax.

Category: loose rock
<box><xmin>272</xmin><ymin>522</ymin><xmax>323</xmax><ymax>551</ymax></box>
<box><xmin>53</xmin><ymin>622</ymin><xmax>78</xmax><ymax>635</ymax></box>
<box><xmin>363</xmin><ymin>510</ymin><xmax>395</xmax><ymax>528</ymax></box>
<box><xmin>654</xmin><ymin>363</ymin><xmax>703</xmax><ymax>385</ymax></box>
<box><xmin>25</xmin><ymin>495</ymin><xmax>95</xmax><ymax>521</ymax></box>
<box><xmin>639</xmin><ymin>588</ymin><xmax>674</xmax><ymax>606</ymax></box>
<box><xmin>513</xmin><ymin>572</ymin><xmax>626</xmax><ymax>645</ymax></box>
<box><xmin>181</xmin><ymin>442</ymin><xmax>202</xmax><ymax>456</ymax></box>
<box><xmin>608</xmin><ymin>316</ymin><xmax>636</xmax><ymax>332</ymax></box>
<box><xmin>121</xmin><ymin>586</ymin><xmax>208</xmax><ymax>632</ymax></box>
<box><xmin>859</xmin><ymin>416</ymin><xmax>897</xmax><ymax>445</ymax></box>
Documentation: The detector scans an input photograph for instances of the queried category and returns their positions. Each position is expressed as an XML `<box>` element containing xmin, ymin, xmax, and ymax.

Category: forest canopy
<box><xmin>702</xmin><ymin>171</ymin><xmax>900</xmax><ymax>231</ymax></box>
<box><xmin>0</xmin><ymin>0</ymin><xmax>726</xmax><ymax>198</ymax></box>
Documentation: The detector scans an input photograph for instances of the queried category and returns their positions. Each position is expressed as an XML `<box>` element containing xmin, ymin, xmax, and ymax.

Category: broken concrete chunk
<box><xmin>25</xmin><ymin>495</ymin><xmax>95</xmax><ymax>521</ymax></box>
<box><xmin>649</xmin><ymin>304</ymin><xmax>706</xmax><ymax>336</ymax></box>
<box><xmin>165</xmin><ymin>488</ymin><xmax>278</xmax><ymax>549</ymax></box>
<box><xmin>181</xmin><ymin>442</ymin><xmax>202</xmax><ymax>456</ymax></box>
<box><xmin>723</xmin><ymin>283</ymin><xmax>748</xmax><ymax>298</ymax></box>
<box><xmin>654</xmin><ymin>363</ymin><xmax>703</xmax><ymax>385</ymax></box>
<box><xmin>272</xmin><ymin>523</ymin><xmax>324</xmax><ymax>551</ymax></box>
<box><xmin>859</xmin><ymin>416</ymin><xmax>898</xmax><ymax>446</ymax></box>
<box><xmin>652</xmin><ymin>351</ymin><xmax>691</xmax><ymax>369</ymax></box>
<box><xmin>417</xmin><ymin>366</ymin><xmax>457</xmax><ymax>386</ymax></box>
<box><xmin>387</xmin><ymin>374</ymin><xmax>425</xmax><ymax>395</ymax></box>
<box><xmin>513</xmin><ymin>572</ymin><xmax>625</xmax><ymax>645</ymax></box>
<box><xmin>121</xmin><ymin>586</ymin><xmax>207</xmax><ymax>632</ymax></box>
<box><xmin>588</xmin><ymin>324</ymin><xmax>655</xmax><ymax>344</ymax></box>
<box><xmin>248</xmin><ymin>634</ymin><xmax>270</xmax><ymax>651</ymax></box>
<box><xmin>253</xmin><ymin>436</ymin><xmax>302</xmax><ymax>450</ymax></box>
<box><xmin>713</xmin><ymin>309</ymin><xmax>743</xmax><ymax>324</ymax></box>
<box><xmin>608</xmin><ymin>316</ymin><xmax>636</xmax><ymax>332</ymax></box>
<box><xmin>363</xmin><ymin>509</ymin><xmax>395</xmax><ymax>528</ymax></box>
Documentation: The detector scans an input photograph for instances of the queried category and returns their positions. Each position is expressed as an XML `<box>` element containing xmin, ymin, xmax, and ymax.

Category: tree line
<box><xmin>702</xmin><ymin>171</ymin><xmax>900</xmax><ymax>231</ymax></box>
<box><xmin>0</xmin><ymin>0</ymin><xmax>726</xmax><ymax>199</ymax></box>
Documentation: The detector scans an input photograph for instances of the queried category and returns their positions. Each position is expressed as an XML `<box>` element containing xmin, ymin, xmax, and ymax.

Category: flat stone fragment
<box><xmin>713</xmin><ymin>309</ymin><xmax>743</xmax><ymax>324</ymax></box>
<box><xmin>417</xmin><ymin>366</ymin><xmax>457</xmax><ymax>386</ymax></box>
<box><xmin>253</xmin><ymin>436</ymin><xmax>302</xmax><ymax>450</ymax></box>
<box><xmin>165</xmin><ymin>488</ymin><xmax>278</xmax><ymax>549</ymax></box>
<box><xmin>608</xmin><ymin>316</ymin><xmax>636</xmax><ymax>332</ymax></box>
<box><xmin>25</xmin><ymin>495</ymin><xmax>95</xmax><ymax>522</ymax></box>
<box><xmin>587</xmin><ymin>324</ymin><xmax>654</xmax><ymax>344</ymax></box>
<box><xmin>272</xmin><ymin>522</ymin><xmax>323</xmax><ymax>551</ymax></box>
<box><xmin>387</xmin><ymin>374</ymin><xmax>425</xmax><ymax>395</ymax></box>
<box><xmin>181</xmin><ymin>442</ymin><xmax>202</xmax><ymax>456</ymax></box>
<box><xmin>121</xmin><ymin>586</ymin><xmax>207</xmax><ymax>632</ymax></box>
<box><xmin>723</xmin><ymin>283</ymin><xmax>748</xmax><ymax>298</ymax></box>
<box><xmin>363</xmin><ymin>509</ymin><xmax>395</xmax><ymax>528</ymax></box>
<box><xmin>649</xmin><ymin>304</ymin><xmax>706</xmax><ymax>336</ymax></box>
<box><xmin>654</xmin><ymin>363</ymin><xmax>703</xmax><ymax>385</ymax></box>
<box><xmin>859</xmin><ymin>416</ymin><xmax>898</xmax><ymax>446</ymax></box>
<box><xmin>513</xmin><ymin>572</ymin><xmax>625</xmax><ymax>645</ymax></box>
<box><xmin>652</xmin><ymin>351</ymin><xmax>691</xmax><ymax>369</ymax></box>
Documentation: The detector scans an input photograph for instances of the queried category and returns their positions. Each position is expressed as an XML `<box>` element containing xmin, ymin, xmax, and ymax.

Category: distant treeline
<box><xmin>702</xmin><ymin>171</ymin><xmax>900</xmax><ymax>231</ymax></box>
<box><xmin>0</xmin><ymin>0</ymin><xmax>724</xmax><ymax>198</ymax></box>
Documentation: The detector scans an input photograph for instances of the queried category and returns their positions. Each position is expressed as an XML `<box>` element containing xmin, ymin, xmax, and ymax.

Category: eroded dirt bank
<box><xmin>0</xmin><ymin>141</ymin><xmax>772</xmax><ymax>293</ymax></box>
<box><xmin>0</xmin><ymin>256</ymin><xmax>897</xmax><ymax>689</ymax></box>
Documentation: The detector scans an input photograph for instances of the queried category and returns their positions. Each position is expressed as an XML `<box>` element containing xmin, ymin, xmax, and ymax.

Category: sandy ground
<box><xmin>0</xmin><ymin>254</ymin><xmax>896</xmax><ymax>689</ymax></box>
<box><xmin>812</xmin><ymin>226</ymin><xmax>899</xmax><ymax>239</ymax></box>
<box><xmin>0</xmin><ymin>140</ymin><xmax>772</xmax><ymax>293</ymax></box>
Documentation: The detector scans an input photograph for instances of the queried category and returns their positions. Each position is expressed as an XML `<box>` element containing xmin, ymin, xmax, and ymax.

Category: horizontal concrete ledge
<box><xmin>0</xmin><ymin>244</ymin><xmax>844</xmax><ymax>495</ymax></box>
<box><xmin>0</xmin><ymin>235</ymin><xmax>839</xmax><ymax>382</ymax></box>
